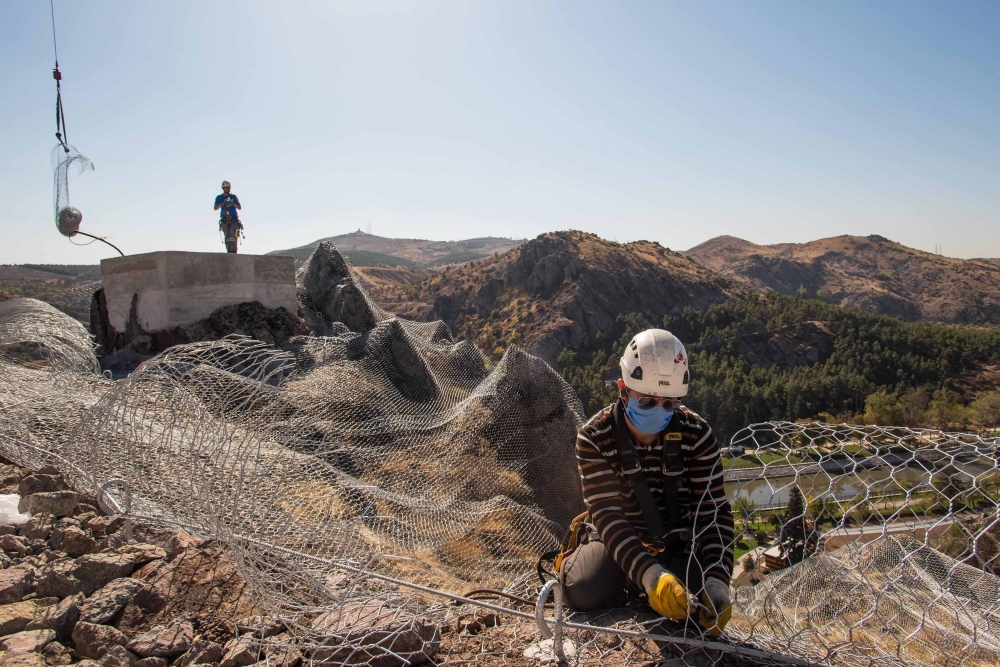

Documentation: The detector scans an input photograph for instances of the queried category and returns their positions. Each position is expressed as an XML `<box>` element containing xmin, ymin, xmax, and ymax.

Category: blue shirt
<box><xmin>215</xmin><ymin>193</ymin><xmax>240</xmax><ymax>218</ymax></box>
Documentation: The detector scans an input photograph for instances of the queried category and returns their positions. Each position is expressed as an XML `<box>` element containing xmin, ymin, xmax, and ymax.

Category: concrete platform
<box><xmin>100</xmin><ymin>251</ymin><xmax>297</xmax><ymax>333</ymax></box>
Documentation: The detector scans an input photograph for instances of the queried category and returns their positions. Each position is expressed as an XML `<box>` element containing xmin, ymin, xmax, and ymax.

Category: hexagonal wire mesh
<box><xmin>1</xmin><ymin>245</ymin><xmax>999</xmax><ymax>667</ymax></box>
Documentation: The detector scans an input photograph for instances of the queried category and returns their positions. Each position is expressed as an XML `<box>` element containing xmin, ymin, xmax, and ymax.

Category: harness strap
<box><xmin>612</xmin><ymin>401</ymin><xmax>667</xmax><ymax>544</ymax></box>
<box><xmin>612</xmin><ymin>401</ymin><xmax>690</xmax><ymax>547</ymax></box>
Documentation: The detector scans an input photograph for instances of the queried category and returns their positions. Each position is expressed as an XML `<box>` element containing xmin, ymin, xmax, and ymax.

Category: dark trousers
<box><xmin>220</xmin><ymin>217</ymin><xmax>241</xmax><ymax>253</ymax></box>
<box><xmin>560</xmin><ymin>528</ymin><xmax>703</xmax><ymax>613</ymax></box>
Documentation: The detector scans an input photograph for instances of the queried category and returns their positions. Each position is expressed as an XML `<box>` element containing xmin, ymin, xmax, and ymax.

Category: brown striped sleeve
<box><xmin>685</xmin><ymin>420</ymin><xmax>734</xmax><ymax>584</ymax></box>
<box><xmin>575</xmin><ymin>429</ymin><xmax>660</xmax><ymax>589</ymax></box>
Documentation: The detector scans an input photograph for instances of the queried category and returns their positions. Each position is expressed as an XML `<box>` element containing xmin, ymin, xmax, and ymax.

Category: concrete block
<box><xmin>100</xmin><ymin>252</ymin><xmax>296</xmax><ymax>333</ymax></box>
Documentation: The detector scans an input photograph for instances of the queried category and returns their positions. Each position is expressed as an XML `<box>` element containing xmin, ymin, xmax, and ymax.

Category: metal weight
<box><xmin>57</xmin><ymin>206</ymin><xmax>82</xmax><ymax>237</ymax></box>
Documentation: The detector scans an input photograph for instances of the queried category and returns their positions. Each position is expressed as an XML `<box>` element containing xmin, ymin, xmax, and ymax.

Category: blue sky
<box><xmin>1</xmin><ymin>1</ymin><xmax>998</xmax><ymax>264</ymax></box>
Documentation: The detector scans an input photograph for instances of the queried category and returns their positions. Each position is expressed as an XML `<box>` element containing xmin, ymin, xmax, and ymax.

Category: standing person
<box><xmin>214</xmin><ymin>180</ymin><xmax>242</xmax><ymax>253</ymax></box>
<box><xmin>563</xmin><ymin>329</ymin><xmax>734</xmax><ymax>636</ymax></box>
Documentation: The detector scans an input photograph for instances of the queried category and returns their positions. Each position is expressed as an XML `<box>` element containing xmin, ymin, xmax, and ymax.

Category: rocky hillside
<box><xmin>0</xmin><ymin>458</ymin><xmax>284</xmax><ymax>667</ymax></box>
<box><xmin>683</xmin><ymin>235</ymin><xmax>1000</xmax><ymax>325</ymax></box>
<box><xmin>269</xmin><ymin>232</ymin><xmax>524</xmax><ymax>268</ymax></box>
<box><xmin>389</xmin><ymin>231</ymin><xmax>743</xmax><ymax>362</ymax></box>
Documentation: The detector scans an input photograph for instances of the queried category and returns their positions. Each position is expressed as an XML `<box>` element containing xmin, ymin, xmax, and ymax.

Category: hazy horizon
<box><xmin>2</xmin><ymin>1</ymin><xmax>998</xmax><ymax>264</ymax></box>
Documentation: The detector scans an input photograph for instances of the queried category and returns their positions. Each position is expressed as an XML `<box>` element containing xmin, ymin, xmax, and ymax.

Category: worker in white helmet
<box><xmin>214</xmin><ymin>181</ymin><xmax>243</xmax><ymax>253</ymax></box>
<box><xmin>554</xmin><ymin>329</ymin><xmax>734</xmax><ymax>637</ymax></box>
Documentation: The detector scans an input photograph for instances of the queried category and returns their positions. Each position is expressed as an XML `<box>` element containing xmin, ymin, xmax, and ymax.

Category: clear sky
<box><xmin>1</xmin><ymin>1</ymin><xmax>998</xmax><ymax>264</ymax></box>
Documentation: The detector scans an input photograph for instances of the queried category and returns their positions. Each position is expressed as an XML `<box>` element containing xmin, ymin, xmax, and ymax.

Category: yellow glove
<box><xmin>698</xmin><ymin>578</ymin><xmax>732</xmax><ymax>636</ymax></box>
<box><xmin>643</xmin><ymin>567</ymin><xmax>695</xmax><ymax>621</ymax></box>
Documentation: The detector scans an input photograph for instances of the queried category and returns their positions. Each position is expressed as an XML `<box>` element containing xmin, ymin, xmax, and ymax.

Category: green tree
<box><xmin>899</xmin><ymin>388</ymin><xmax>930</xmax><ymax>427</ymax></box>
<box><xmin>555</xmin><ymin>346</ymin><xmax>577</xmax><ymax>370</ymax></box>
<box><xmin>928</xmin><ymin>388</ymin><xmax>963</xmax><ymax>430</ymax></box>
<box><xmin>779</xmin><ymin>486</ymin><xmax>818</xmax><ymax>565</ymax></box>
<box><xmin>807</xmin><ymin>495</ymin><xmax>842</xmax><ymax>527</ymax></box>
<box><xmin>732</xmin><ymin>495</ymin><xmax>758</xmax><ymax>535</ymax></box>
<box><xmin>970</xmin><ymin>392</ymin><xmax>1000</xmax><ymax>434</ymax></box>
<box><xmin>931</xmin><ymin>465</ymin><xmax>971</xmax><ymax>513</ymax></box>
<box><xmin>864</xmin><ymin>389</ymin><xmax>903</xmax><ymax>426</ymax></box>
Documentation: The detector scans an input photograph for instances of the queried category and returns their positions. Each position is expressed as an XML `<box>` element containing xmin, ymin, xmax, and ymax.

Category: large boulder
<box><xmin>18</xmin><ymin>492</ymin><xmax>78</xmax><ymax>518</ymax></box>
<box><xmin>0</xmin><ymin>600</ymin><xmax>57</xmax><ymax>637</ymax></box>
<box><xmin>118</xmin><ymin>545</ymin><xmax>255</xmax><ymax>642</ymax></box>
<box><xmin>0</xmin><ymin>629</ymin><xmax>56</xmax><ymax>656</ymax></box>
<box><xmin>79</xmin><ymin>579</ymin><xmax>143</xmax><ymax>625</ymax></box>
<box><xmin>25</xmin><ymin>593</ymin><xmax>82</xmax><ymax>642</ymax></box>
<box><xmin>126</xmin><ymin>619</ymin><xmax>193</xmax><ymax>659</ymax></box>
<box><xmin>18</xmin><ymin>516</ymin><xmax>55</xmax><ymax>542</ymax></box>
<box><xmin>218</xmin><ymin>636</ymin><xmax>258</xmax><ymax>667</ymax></box>
<box><xmin>18</xmin><ymin>474</ymin><xmax>68</xmax><ymax>497</ymax></box>
<box><xmin>72</xmin><ymin>622</ymin><xmax>128</xmax><ymax>660</ymax></box>
<box><xmin>0</xmin><ymin>567</ymin><xmax>37</xmax><ymax>605</ymax></box>
<box><xmin>174</xmin><ymin>639</ymin><xmax>223</xmax><ymax>667</ymax></box>
<box><xmin>310</xmin><ymin>602</ymin><xmax>439</xmax><ymax>667</ymax></box>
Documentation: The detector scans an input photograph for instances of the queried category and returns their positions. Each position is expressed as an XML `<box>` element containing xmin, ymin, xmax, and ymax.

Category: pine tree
<box><xmin>779</xmin><ymin>486</ymin><xmax>817</xmax><ymax>565</ymax></box>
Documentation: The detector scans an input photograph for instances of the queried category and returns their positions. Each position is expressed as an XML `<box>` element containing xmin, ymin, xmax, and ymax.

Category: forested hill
<box><xmin>559</xmin><ymin>294</ymin><xmax>1000</xmax><ymax>444</ymax></box>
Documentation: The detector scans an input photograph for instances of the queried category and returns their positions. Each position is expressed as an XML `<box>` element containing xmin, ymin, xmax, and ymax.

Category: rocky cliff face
<box><xmin>428</xmin><ymin>231</ymin><xmax>740</xmax><ymax>362</ymax></box>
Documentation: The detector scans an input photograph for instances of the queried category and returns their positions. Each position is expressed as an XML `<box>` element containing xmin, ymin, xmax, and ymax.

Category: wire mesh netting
<box><xmin>52</xmin><ymin>143</ymin><xmax>93</xmax><ymax>236</ymax></box>
<box><xmin>1</xmin><ymin>242</ymin><xmax>999</xmax><ymax>666</ymax></box>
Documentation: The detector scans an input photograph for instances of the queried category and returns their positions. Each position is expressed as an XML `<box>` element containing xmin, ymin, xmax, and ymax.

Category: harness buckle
<box><xmin>621</xmin><ymin>461</ymin><xmax>641</xmax><ymax>475</ymax></box>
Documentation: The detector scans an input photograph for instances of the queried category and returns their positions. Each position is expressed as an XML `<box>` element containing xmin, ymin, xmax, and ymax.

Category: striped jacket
<box><xmin>575</xmin><ymin>401</ymin><xmax>734</xmax><ymax>588</ymax></box>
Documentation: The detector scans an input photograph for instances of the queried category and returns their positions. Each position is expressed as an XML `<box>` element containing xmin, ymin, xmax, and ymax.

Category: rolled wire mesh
<box><xmin>0</xmin><ymin>245</ymin><xmax>998</xmax><ymax>666</ymax></box>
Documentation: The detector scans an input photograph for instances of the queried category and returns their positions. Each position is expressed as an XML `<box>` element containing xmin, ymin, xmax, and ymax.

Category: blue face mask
<box><xmin>625</xmin><ymin>397</ymin><xmax>674</xmax><ymax>435</ymax></box>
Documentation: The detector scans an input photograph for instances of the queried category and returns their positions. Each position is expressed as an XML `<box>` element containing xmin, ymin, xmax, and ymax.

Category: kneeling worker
<box><xmin>569</xmin><ymin>329</ymin><xmax>734</xmax><ymax>635</ymax></box>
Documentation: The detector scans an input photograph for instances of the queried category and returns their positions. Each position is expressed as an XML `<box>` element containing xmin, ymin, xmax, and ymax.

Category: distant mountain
<box><xmin>683</xmin><ymin>235</ymin><xmax>1000</xmax><ymax>325</ymax></box>
<box><xmin>269</xmin><ymin>231</ymin><xmax>525</xmax><ymax>268</ymax></box>
<box><xmin>378</xmin><ymin>231</ymin><xmax>742</xmax><ymax>362</ymax></box>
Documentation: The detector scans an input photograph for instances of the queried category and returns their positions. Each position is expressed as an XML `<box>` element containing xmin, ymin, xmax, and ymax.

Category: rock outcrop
<box><xmin>90</xmin><ymin>290</ymin><xmax>307</xmax><ymax>361</ymax></box>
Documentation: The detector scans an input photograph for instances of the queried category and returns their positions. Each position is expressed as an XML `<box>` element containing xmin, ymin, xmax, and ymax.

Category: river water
<box><xmin>725</xmin><ymin>459</ymin><xmax>994</xmax><ymax>509</ymax></box>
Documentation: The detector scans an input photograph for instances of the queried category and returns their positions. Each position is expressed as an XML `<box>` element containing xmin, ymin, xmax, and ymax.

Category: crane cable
<box><xmin>51</xmin><ymin>0</ymin><xmax>70</xmax><ymax>154</ymax></box>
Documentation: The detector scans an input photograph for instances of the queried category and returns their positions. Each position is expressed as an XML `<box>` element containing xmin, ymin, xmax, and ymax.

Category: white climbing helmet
<box><xmin>619</xmin><ymin>329</ymin><xmax>689</xmax><ymax>398</ymax></box>
<box><xmin>221</xmin><ymin>180</ymin><xmax>231</xmax><ymax>188</ymax></box>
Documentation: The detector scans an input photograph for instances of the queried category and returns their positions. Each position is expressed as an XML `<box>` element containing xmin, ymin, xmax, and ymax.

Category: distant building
<box><xmin>761</xmin><ymin>545</ymin><xmax>789</xmax><ymax>572</ymax></box>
